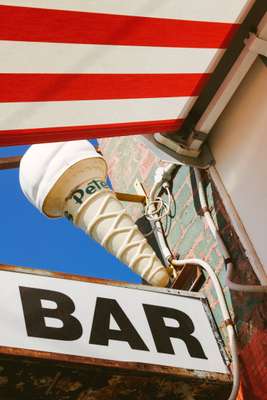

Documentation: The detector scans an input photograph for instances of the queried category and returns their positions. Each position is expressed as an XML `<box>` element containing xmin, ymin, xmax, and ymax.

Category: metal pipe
<box><xmin>147</xmin><ymin>165</ymin><xmax>241</xmax><ymax>397</ymax></box>
<box><xmin>171</xmin><ymin>258</ymin><xmax>239</xmax><ymax>400</ymax></box>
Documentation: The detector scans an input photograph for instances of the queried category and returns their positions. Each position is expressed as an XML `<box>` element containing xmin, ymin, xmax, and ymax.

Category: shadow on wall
<box><xmin>190</xmin><ymin>168</ymin><xmax>267</xmax><ymax>400</ymax></box>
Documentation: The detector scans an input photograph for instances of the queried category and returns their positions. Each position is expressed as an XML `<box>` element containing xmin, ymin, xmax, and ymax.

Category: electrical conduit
<box><xmin>193</xmin><ymin>167</ymin><xmax>267</xmax><ymax>293</ymax></box>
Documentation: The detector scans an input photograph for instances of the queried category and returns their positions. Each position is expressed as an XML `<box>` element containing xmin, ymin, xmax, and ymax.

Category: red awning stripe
<box><xmin>0</xmin><ymin>119</ymin><xmax>183</xmax><ymax>146</ymax></box>
<box><xmin>0</xmin><ymin>1</ymin><xmax>252</xmax><ymax>145</ymax></box>
<box><xmin>0</xmin><ymin>73</ymin><xmax>210</xmax><ymax>102</ymax></box>
<box><xmin>0</xmin><ymin>5</ymin><xmax>239</xmax><ymax>49</ymax></box>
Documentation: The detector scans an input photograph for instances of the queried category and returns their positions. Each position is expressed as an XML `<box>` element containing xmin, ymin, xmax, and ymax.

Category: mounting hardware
<box><xmin>134</xmin><ymin>180</ymin><xmax>149</xmax><ymax>205</ymax></box>
<box><xmin>115</xmin><ymin>192</ymin><xmax>146</xmax><ymax>204</ymax></box>
<box><xmin>139</xmin><ymin>134</ymin><xmax>214</xmax><ymax>169</ymax></box>
<box><xmin>245</xmin><ymin>32</ymin><xmax>267</xmax><ymax>58</ymax></box>
<box><xmin>154</xmin><ymin>133</ymin><xmax>201</xmax><ymax>158</ymax></box>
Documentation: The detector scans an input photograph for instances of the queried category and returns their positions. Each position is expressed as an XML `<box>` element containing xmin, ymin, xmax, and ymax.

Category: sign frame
<box><xmin>0</xmin><ymin>264</ymin><xmax>230</xmax><ymax>383</ymax></box>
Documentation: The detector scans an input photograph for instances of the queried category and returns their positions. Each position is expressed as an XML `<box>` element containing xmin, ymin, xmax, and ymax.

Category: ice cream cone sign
<box><xmin>19</xmin><ymin>141</ymin><xmax>170</xmax><ymax>287</ymax></box>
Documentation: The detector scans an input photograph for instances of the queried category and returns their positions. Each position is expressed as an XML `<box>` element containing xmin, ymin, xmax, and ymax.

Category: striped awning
<box><xmin>0</xmin><ymin>1</ymin><xmax>255</xmax><ymax>146</ymax></box>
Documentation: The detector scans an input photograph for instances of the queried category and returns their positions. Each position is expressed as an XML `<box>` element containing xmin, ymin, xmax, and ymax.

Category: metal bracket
<box><xmin>139</xmin><ymin>134</ymin><xmax>214</xmax><ymax>169</ymax></box>
<box><xmin>245</xmin><ymin>32</ymin><xmax>267</xmax><ymax>58</ymax></box>
<box><xmin>133</xmin><ymin>180</ymin><xmax>148</xmax><ymax>204</ymax></box>
<box><xmin>115</xmin><ymin>191</ymin><xmax>146</xmax><ymax>204</ymax></box>
<box><xmin>154</xmin><ymin>133</ymin><xmax>201</xmax><ymax>158</ymax></box>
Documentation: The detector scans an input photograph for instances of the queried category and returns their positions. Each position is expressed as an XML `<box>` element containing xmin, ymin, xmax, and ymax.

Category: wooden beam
<box><xmin>0</xmin><ymin>156</ymin><xmax>21</xmax><ymax>170</ymax></box>
<box><xmin>0</xmin><ymin>147</ymin><xmax>102</xmax><ymax>171</ymax></box>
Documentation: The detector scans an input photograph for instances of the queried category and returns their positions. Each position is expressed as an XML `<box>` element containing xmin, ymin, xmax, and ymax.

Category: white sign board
<box><xmin>0</xmin><ymin>269</ymin><xmax>228</xmax><ymax>374</ymax></box>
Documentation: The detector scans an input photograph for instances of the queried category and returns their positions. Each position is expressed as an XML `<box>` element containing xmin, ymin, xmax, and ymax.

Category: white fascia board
<box><xmin>188</xmin><ymin>12</ymin><xmax>267</xmax><ymax>150</ymax></box>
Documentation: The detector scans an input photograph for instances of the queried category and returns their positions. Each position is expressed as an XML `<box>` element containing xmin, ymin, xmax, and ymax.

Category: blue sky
<box><xmin>0</xmin><ymin>141</ymin><xmax>141</xmax><ymax>284</ymax></box>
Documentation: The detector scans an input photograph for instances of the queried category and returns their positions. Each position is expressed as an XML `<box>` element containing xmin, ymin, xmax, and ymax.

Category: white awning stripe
<box><xmin>0</xmin><ymin>41</ymin><xmax>223</xmax><ymax>74</ymax></box>
<box><xmin>0</xmin><ymin>97</ymin><xmax>196</xmax><ymax>131</ymax></box>
<box><xmin>0</xmin><ymin>0</ymin><xmax>254</xmax><ymax>23</ymax></box>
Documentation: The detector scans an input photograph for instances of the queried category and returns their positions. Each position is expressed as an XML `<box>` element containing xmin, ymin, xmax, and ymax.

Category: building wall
<box><xmin>209</xmin><ymin>58</ymin><xmax>267</xmax><ymax>277</ymax></box>
<box><xmin>99</xmin><ymin>135</ymin><xmax>267</xmax><ymax>400</ymax></box>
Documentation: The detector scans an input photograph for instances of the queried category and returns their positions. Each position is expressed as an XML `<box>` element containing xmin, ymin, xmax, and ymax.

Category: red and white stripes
<box><xmin>0</xmin><ymin>1</ymin><xmax>254</xmax><ymax>145</ymax></box>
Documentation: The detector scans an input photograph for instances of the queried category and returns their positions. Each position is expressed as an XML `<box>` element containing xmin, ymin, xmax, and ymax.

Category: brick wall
<box><xmin>100</xmin><ymin>135</ymin><xmax>267</xmax><ymax>400</ymax></box>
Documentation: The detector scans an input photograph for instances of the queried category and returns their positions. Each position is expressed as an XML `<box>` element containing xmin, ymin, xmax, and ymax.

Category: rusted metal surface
<box><xmin>172</xmin><ymin>264</ymin><xmax>204</xmax><ymax>292</ymax></box>
<box><xmin>0</xmin><ymin>355</ymin><xmax>232</xmax><ymax>400</ymax></box>
<box><xmin>0</xmin><ymin>264</ymin><xmax>232</xmax><ymax>399</ymax></box>
<box><xmin>0</xmin><ymin>344</ymin><xmax>230</xmax><ymax>385</ymax></box>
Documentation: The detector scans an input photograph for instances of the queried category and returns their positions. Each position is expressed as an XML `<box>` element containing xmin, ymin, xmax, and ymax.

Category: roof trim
<box><xmin>165</xmin><ymin>0</ymin><xmax>267</xmax><ymax>143</ymax></box>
